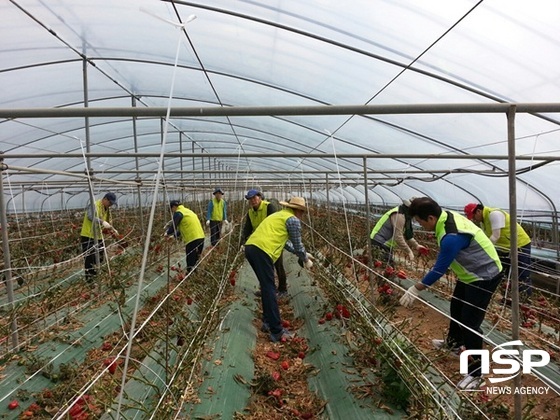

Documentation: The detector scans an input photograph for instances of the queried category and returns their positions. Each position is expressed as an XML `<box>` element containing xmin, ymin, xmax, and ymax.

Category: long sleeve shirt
<box><xmin>391</xmin><ymin>213</ymin><xmax>420</xmax><ymax>257</ymax></box>
<box><xmin>283</xmin><ymin>216</ymin><xmax>307</xmax><ymax>261</ymax></box>
<box><xmin>206</xmin><ymin>200</ymin><xmax>228</xmax><ymax>221</ymax></box>
<box><xmin>166</xmin><ymin>211</ymin><xmax>183</xmax><ymax>238</ymax></box>
<box><xmin>420</xmin><ymin>233</ymin><xmax>471</xmax><ymax>286</ymax></box>
<box><xmin>86</xmin><ymin>202</ymin><xmax>111</xmax><ymax>225</ymax></box>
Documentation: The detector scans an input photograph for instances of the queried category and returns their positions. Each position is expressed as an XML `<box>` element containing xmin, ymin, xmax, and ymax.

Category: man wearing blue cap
<box><xmin>206</xmin><ymin>188</ymin><xmax>228</xmax><ymax>247</ymax></box>
<box><xmin>80</xmin><ymin>192</ymin><xmax>118</xmax><ymax>283</ymax></box>
<box><xmin>242</xmin><ymin>189</ymin><xmax>288</xmax><ymax>297</ymax></box>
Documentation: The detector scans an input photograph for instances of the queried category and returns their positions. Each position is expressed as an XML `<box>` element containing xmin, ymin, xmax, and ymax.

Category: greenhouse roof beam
<box><xmin>2</xmin><ymin>102</ymin><xmax>560</xmax><ymax>119</ymax></box>
<box><xmin>2</xmin><ymin>153</ymin><xmax>559</xmax><ymax>161</ymax></box>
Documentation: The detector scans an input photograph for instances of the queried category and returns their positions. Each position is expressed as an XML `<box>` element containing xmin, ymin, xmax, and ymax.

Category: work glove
<box><xmin>399</xmin><ymin>285</ymin><xmax>420</xmax><ymax>307</ymax></box>
<box><xmin>240</xmin><ymin>245</ymin><xmax>245</xmax><ymax>253</ymax></box>
<box><xmin>102</xmin><ymin>221</ymin><xmax>112</xmax><ymax>230</ymax></box>
<box><xmin>417</xmin><ymin>245</ymin><xmax>430</xmax><ymax>256</ymax></box>
<box><xmin>298</xmin><ymin>256</ymin><xmax>313</xmax><ymax>269</ymax></box>
<box><xmin>407</xmin><ymin>250</ymin><xmax>415</xmax><ymax>261</ymax></box>
<box><xmin>305</xmin><ymin>252</ymin><xmax>315</xmax><ymax>261</ymax></box>
<box><xmin>206</xmin><ymin>220</ymin><xmax>210</xmax><ymax>227</ymax></box>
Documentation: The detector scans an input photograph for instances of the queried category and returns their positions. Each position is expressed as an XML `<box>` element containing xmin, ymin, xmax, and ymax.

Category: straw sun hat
<box><xmin>279</xmin><ymin>197</ymin><xmax>307</xmax><ymax>212</ymax></box>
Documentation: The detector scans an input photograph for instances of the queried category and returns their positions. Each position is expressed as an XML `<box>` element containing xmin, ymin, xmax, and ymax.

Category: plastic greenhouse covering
<box><xmin>2</xmin><ymin>1</ymin><xmax>560</xmax><ymax>419</ymax></box>
<box><xmin>0</xmin><ymin>0</ymin><xmax>559</xmax><ymax>216</ymax></box>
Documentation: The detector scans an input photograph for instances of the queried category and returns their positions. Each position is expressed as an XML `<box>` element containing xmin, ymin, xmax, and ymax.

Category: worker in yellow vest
<box><xmin>206</xmin><ymin>188</ymin><xmax>229</xmax><ymax>247</ymax></box>
<box><xmin>400</xmin><ymin>197</ymin><xmax>503</xmax><ymax>390</ymax></box>
<box><xmin>80</xmin><ymin>192</ymin><xmax>118</xmax><ymax>283</ymax></box>
<box><xmin>245</xmin><ymin>197</ymin><xmax>313</xmax><ymax>342</ymax></box>
<box><xmin>166</xmin><ymin>200</ymin><xmax>205</xmax><ymax>273</ymax></box>
<box><xmin>242</xmin><ymin>189</ymin><xmax>288</xmax><ymax>297</ymax></box>
<box><xmin>370</xmin><ymin>198</ymin><xmax>429</xmax><ymax>264</ymax></box>
<box><xmin>464</xmin><ymin>203</ymin><xmax>533</xmax><ymax>298</ymax></box>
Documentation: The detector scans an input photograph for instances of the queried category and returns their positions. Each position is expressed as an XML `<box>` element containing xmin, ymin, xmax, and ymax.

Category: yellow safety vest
<box><xmin>80</xmin><ymin>199</ymin><xmax>111</xmax><ymax>239</ymax></box>
<box><xmin>370</xmin><ymin>206</ymin><xmax>413</xmax><ymax>247</ymax></box>
<box><xmin>246</xmin><ymin>208</ymin><xmax>294</xmax><ymax>262</ymax></box>
<box><xmin>248</xmin><ymin>200</ymin><xmax>270</xmax><ymax>231</ymax></box>
<box><xmin>211</xmin><ymin>198</ymin><xmax>225</xmax><ymax>221</ymax></box>
<box><xmin>435</xmin><ymin>210</ymin><xmax>502</xmax><ymax>284</ymax></box>
<box><xmin>481</xmin><ymin>207</ymin><xmax>531</xmax><ymax>252</ymax></box>
<box><xmin>176</xmin><ymin>205</ymin><xmax>205</xmax><ymax>244</ymax></box>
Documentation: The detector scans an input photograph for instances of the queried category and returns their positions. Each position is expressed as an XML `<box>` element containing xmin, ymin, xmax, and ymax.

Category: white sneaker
<box><xmin>432</xmin><ymin>339</ymin><xmax>463</xmax><ymax>357</ymax></box>
<box><xmin>457</xmin><ymin>374</ymin><xmax>485</xmax><ymax>390</ymax></box>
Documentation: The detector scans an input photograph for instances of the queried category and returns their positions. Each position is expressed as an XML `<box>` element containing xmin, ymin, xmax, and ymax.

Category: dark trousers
<box><xmin>245</xmin><ymin>245</ymin><xmax>282</xmax><ymax>335</ymax></box>
<box><xmin>209</xmin><ymin>221</ymin><xmax>222</xmax><ymax>246</ymax></box>
<box><xmin>447</xmin><ymin>273</ymin><xmax>502</xmax><ymax>376</ymax></box>
<box><xmin>81</xmin><ymin>236</ymin><xmax>105</xmax><ymax>281</ymax></box>
<box><xmin>185</xmin><ymin>238</ymin><xmax>204</xmax><ymax>272</ymax></box>
<box><xmin>274</xmin><ymin>252</ymin><xmax>287</xmax><ymax>292</ymax></box>
<box><xmin>498</xmin><ymin>243</ymin><xmax>532</xmax><ymax>296</ymax></box>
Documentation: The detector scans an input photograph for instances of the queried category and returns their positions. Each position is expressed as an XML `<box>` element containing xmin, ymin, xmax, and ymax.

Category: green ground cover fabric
<box><xmin>186</xmin><ymin>252</ymin><xmax>405</xmax><ymax>418</ymax></box>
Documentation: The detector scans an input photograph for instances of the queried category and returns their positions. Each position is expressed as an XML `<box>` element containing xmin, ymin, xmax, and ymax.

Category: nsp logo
<box><xmin>460</xmin><ymin>340</ymin><xmax>550</xmax><ymax>384</ymax></box>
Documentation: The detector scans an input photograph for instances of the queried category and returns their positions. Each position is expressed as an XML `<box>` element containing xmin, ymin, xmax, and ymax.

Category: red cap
<box><xmin>464</xmin><ymin>203</ymin><xmax>478</xmax><ymax>220</ymax></box>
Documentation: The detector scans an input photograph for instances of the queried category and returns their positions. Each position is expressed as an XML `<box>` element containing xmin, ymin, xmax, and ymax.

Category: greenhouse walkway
<box><xmin>182</xmin><ymin>253</ymin><xmax>404</xmax><ymax>419</ymax></box>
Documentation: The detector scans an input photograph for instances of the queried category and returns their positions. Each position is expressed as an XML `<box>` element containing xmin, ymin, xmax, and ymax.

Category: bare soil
<box><xmin>391</xmin><ymin>297</ymin><xmax>559</xmax><ymax>419</ymax></box>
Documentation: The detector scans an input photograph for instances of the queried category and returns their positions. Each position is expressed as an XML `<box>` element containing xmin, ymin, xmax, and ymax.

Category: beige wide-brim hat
<box><xmin>279</xmin><ymin>197</ymin><xmax>307</xmax><ymax>212</ymax></box>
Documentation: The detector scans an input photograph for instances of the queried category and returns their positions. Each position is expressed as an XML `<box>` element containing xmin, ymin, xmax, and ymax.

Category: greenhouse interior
<box><xmin>1</xmin><ymin>0</ymin><xmax>559</xmax><ymax>419</ymax></box>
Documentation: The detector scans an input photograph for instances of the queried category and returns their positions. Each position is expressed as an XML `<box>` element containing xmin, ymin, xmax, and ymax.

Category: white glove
<box><xmin>399</xmin><ymin>285</ymin><xmax>420</xmax><ymax>307</ymax></box>
<box><xmin>304</xmin><ymin>259</ymin><xmax>313</xmax><ymax>269</ymax></box>
<box><xmin>102</xmin><ymin>221</ymin><xmax>112</xmax><ymax>230</ymax></box>
<box><xmin>407</xmin><ymin>250</ymin><xmax>415</xmax><ymax>261</ymax></box>
<box><xmin>206</xmin><ymin>220</ymin><xmax>210</xmax><ymax>227</ymax></box>
<box><xmin>240</xmin><ymin>245</ymin><xmax>245</xmax><ymax>253</ymax></box>
<box><xmin>306</xmin><ymin>252</ymin><xmax>315</xmax><ymax>260</ymax></box>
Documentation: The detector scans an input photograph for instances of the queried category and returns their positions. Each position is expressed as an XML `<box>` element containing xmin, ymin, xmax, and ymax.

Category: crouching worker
<box><xmin>166</xmin><ymin>200</ymin><xmax>205</xmax><ymax>273</ymax></box>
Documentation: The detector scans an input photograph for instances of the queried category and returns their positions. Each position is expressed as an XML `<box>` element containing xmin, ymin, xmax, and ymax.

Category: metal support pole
<box><xmin>363</xmin><ymin>157</ymin><xmax>371</xmax><ymax>241</ymax></box>
<box><xmin>308</xmin><ymin>179</ymin><xmax>315</xmax><ymax>249</ymax></box>
<box><xmin>214</xmin><ymin>158</ymin><xmax>217</xmax><ymax>183</ymax></box>
<box><xmin>507</xmin><ymin>106</ymin><xmax>521</xmax><ymax>420</ymax></box>
<box><xmin>132</xmin><ymin>96</ymin><xmax>144</xmax><ymax>237</ymax></box>
<box><xmin>160</xmin><ymin>118</ymin><xmax>165</xmax><ymax>172</ymax></box>
<box><xmin>201</xmin><ymin>150</ymin><xmax>205</xmax><ymax>184</ymax></box>
<box><xmin>82</xmin><ymin>57</ymin><xmax>101</xmax><ymax>269</ymax></box>
<box><xmin>325</xmin><ymin>174</ymin><xmax>331</xmax><ymax>241</ymax></box>
<box><xmin>363</xmin><ymin>157</ymin><xmax>376</xmax><ymax>301</ymax></box>
<box><xmin>191</xmin><ymin>142</ymin><xmax>195</xmax><ymax>176</ymax></box>
<box><xmin>179</xmin><ymin>132</ymin><xmax>184</xmax><ymax>200</ymax></box>
<box><xmin>0</xmin><ymin>164</ymin><xmax>20</xmax><ymax>350</ymax></box>
<box><xmin>554</xmin><ymin>212</ymin><xmax>560</xmax><ymax>300</ymax></box>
